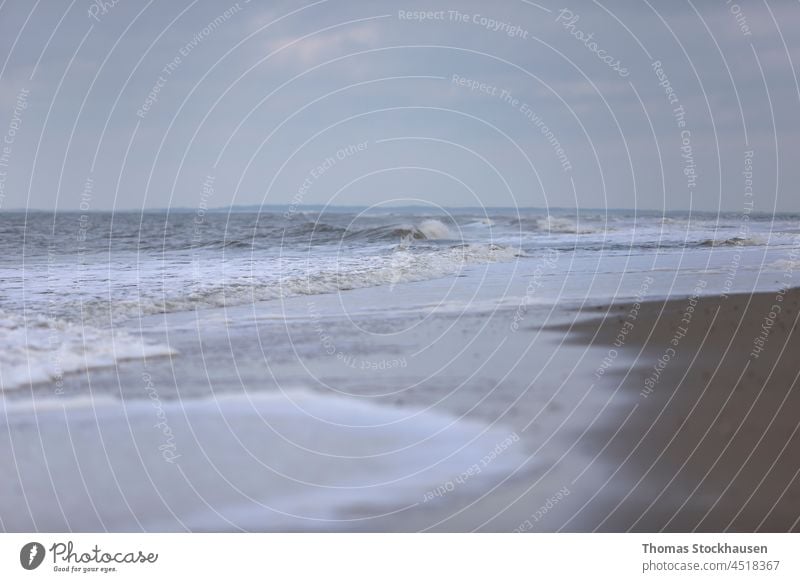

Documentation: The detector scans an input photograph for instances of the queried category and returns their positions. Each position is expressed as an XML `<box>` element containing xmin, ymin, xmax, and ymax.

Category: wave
<box><xmin>767</xmin><ymin>259</ymin><xmax>800</xmax><ymax>270</ymax></box>
<box><xmin>515</xmin><ymin>215</ymin><xmax>603</xmax><ymax>235</ymax></box>
<box><xmin>697</xmin><ymin>236</ymin><xmax>765</xmax><ymax>247</ymax></box>
<box><xmin>464</xmin><ymin>218</ymin><xmax>495</xmax><ymax>227</ymax></box>
<box><xmin>345</xmin><ymin>219</ymin><xmax>453</xmax><ymax>243</ymax></box>
<box><xmin>184</xmin><ymin>221</ymin><xmax>349</xmax><ymax>250</ymax></box>
<box><xmin>389</xmin><ymin>219</ymin><xmax>452</xmax><ymax>241</ymax></box>
<box><xmin>189</xmin><ymin>219</ymin><xmax>454</xmax><ymax>250</ymax></box>
<box><xmin>0</xmin><ymin>390</ymin><xmax>529</xmax><ymax>530</ymax></box>
<box><xmin>74</xmin><ymin>243</ymin><xmax>522</xmax><ymax>322</ymax></box>
<box><xmin>0</xmin><ymin>310</ymin><xmax>176</xmax><ymax>391</ymax></box>
<box><xmin>413</xmin><ymin>219</ymin><xmax>452</xmax><ymax>239</ymax></box>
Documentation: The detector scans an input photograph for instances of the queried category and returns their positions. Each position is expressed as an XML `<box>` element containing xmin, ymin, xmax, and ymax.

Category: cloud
<box><xmin>263</xmin><ymin>21</ymin><xmax>382</xmax><ymax>67</ymax></box>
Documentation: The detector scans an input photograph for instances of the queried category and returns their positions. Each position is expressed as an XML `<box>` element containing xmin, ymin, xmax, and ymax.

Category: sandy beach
<box><xmin>558</xmin><ymin>287</ymin><xmax>800</xmax><ymax>532</ymax></box>
<box><xmin>3</xmin><ymin>246</ymin><xmax>798</xmax><ymax>531</ymax></box>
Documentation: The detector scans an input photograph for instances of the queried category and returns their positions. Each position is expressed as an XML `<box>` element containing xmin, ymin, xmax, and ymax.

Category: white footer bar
<box><xmin>2</xmin><ymin>533</ymin><xmax>797</xmax><ymax>581</ymax></box>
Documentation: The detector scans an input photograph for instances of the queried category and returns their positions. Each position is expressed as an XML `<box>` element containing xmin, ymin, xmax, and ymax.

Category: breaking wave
<box><xmin>344</xmin><ymin>219</ymin><xmax>453</xmax><ymax>243</ymax></box>
<box><xmin>0</xmin><ymin>309</ymin><xmax>176</xmax><ymax>391</ymax></box>
<box><xmin>697</xmin><ymin>236</ymin><xmax>765</xmax><ymax>247</ymax></box>
<box><xmin>515</xmin><ymin>215</ymin><xmax>603</xmax><ymax>235</ymax></box>
<box><xmin>179</xmin><ymin>219</ymin><xmax>454</xmax><ymax>250</ymax></box>
<box><xmin>74</xmin><ymin>243</ymin><xmax>522</xmax><ymax>323</ymax></box>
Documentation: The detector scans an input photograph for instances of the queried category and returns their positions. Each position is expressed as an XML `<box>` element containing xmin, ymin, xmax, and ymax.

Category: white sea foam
<box><xmin>416</xmin><ymin>219</ymin><xmax>452</xmax><ymax>239</ymax></box>
<box><xmin>73</xmin><ymin>243</ymin><xmax>522</xmax><ymax>322</ymax></box>
<box><xmin>768</xmin><ymin>259</ymin><xmax>800</xmax><ymax>271</ymax></box>
<box><xmin>0</xmin><ymin>310</ymin><xmax>176</xmax><ymax>391</ymax></box>
<box><xmin>0</xmin><ymin>391</ymin><xmax>528</xmax><ymax>531</ymax></box>
<box><xmin>535</xmin><ymin>216</ymin><xmax>601</xmax><ymax>234</ymax></box>
<box><xmin>462</xmin><ymin>218</ymin><xmax>495</xmax><ymax>227</ymax></box>
<box><xmin>9</xmin><ymin>210</ymin><xmax>796</xmax><ymax>328</ymax></box>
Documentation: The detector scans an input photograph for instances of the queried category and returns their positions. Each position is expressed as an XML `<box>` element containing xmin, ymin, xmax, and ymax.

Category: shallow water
<box><xmin>1</xmin><ymin>207</ymin><xmax>798</xmax><ymax>530</ymax></box>
<box><xmin>2</xmin><ymin>207</ymin><xmax>796</xmax><ymax>391</ymax></box>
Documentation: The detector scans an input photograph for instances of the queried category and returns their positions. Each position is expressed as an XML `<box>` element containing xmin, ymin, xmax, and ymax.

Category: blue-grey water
<box><xmin>1</xmin><ymin>206</ymin><xmax>799</xmax><ymax>531</ymax></box>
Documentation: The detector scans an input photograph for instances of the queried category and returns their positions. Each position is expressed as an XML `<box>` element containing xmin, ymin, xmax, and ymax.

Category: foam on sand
<box><xmin>0</xmin><ymin>310</ymin><xmax>176</xmax><ymax>391</ymax></box>
<box><xmin>0</xmin><ymin>390</ymin><xmax>528</xmax><ymax>531</ymax></box>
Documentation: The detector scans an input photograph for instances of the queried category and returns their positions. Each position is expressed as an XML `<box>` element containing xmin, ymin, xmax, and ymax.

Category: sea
<box><xmin>3</xmin><ymin>205</ymin><xmax>799</xmax><ymax>391</ymax></box>
<box><xmin>1</xmin><ymin>206</ymin><xmax>799</xmax><ymax>530</ymax></box>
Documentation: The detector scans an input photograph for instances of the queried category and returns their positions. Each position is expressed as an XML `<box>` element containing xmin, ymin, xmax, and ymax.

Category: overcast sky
<box><xmin>0</xmin><ymin>0</ymin><xmax>798</xmax><ymax>212</ymax></box>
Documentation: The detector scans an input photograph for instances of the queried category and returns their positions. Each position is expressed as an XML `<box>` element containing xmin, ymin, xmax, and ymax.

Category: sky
<box><xmin>0</xmin><ymin>0</ymin><xmax>798</xmax><ymax>212</ymax></box>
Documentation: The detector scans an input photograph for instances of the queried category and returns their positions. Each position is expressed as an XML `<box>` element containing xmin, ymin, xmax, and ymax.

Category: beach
<box><xmin>0</xmin><ymin>209</ymin><xmax>798</xmax><ymax>531</ymax></box>
<box><xmin>561</xmin><ymin>288</ymin><xmax>800</xmax><ymax>532</ymax></box>
<box><xmin>3</xmin><ymin>3</ymin><xmax>800</xmax><ymax>579</ymax></box>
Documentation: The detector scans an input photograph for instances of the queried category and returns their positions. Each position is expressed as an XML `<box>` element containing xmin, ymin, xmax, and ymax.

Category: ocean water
<box><xmin>2</xmin><ymin>207</ymin><xmax>799</xmax><ymax>530</ymax></box>
<box><xmin>0</xmin><ymin>391</ymin><xmax>529</xmax><ymax>531</ymax></box>
<box><xmin>1</xmin><ymin>207</ymin><xmax>798</xmax><ymax>391</ymax></box>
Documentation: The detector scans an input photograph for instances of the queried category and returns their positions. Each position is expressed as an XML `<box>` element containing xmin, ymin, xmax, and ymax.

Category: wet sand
<box><xmin>3</xmin><ymin>274</ymin><xmax>799</xmax><ymax>532</ymax></box>
<box><xmin>560</xmin><ymin>287</ymin><xmax>800</xmax><ymax>532</ymax></box>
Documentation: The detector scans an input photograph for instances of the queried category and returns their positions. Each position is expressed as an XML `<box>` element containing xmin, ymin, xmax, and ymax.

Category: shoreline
<box><xmin>2</xmin><ymin>272</ymin><xmax>798</xmax><ymax>531</ymax></box>
<box><xmin>560</xmin><ymin>287</ymin><xmax>800</xmax><ymax>532</ymax></box>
